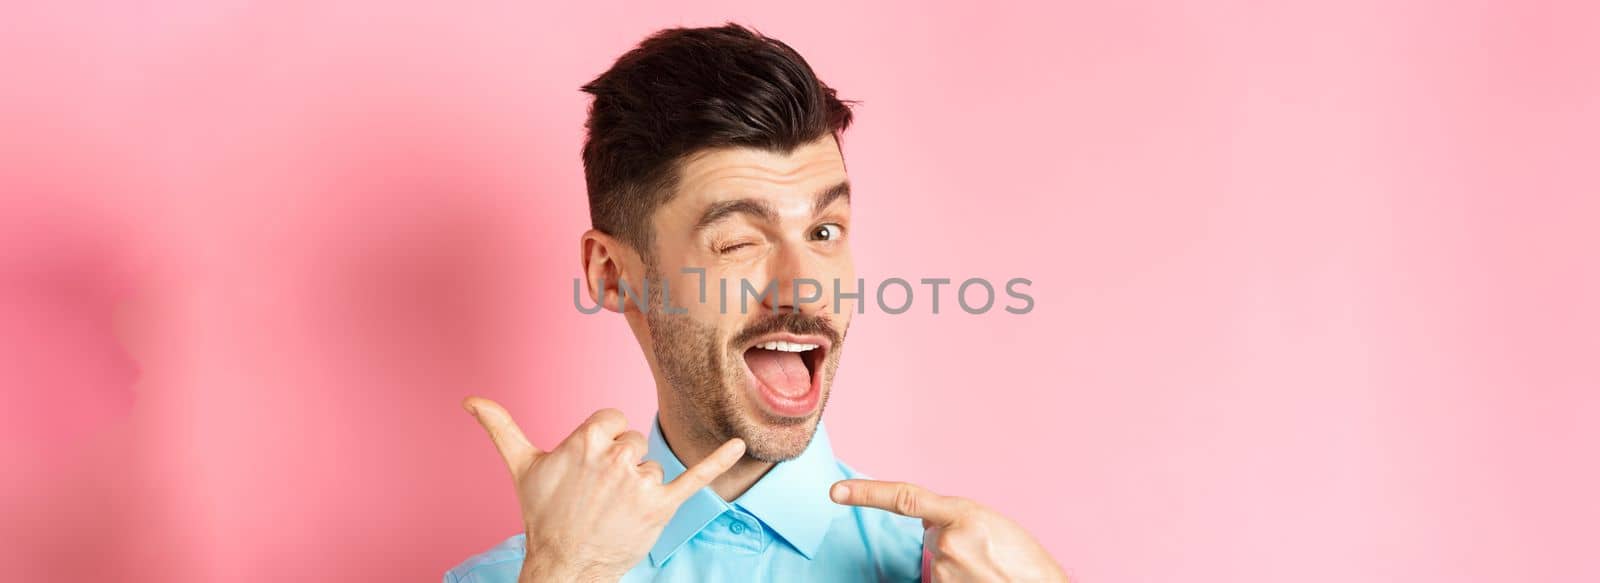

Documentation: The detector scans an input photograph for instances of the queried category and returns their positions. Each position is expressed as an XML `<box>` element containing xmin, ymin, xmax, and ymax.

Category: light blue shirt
<box><xmin>445</xmin><ymin>418</ymin><xmax>924</xmax><ymax>582</ymax></box>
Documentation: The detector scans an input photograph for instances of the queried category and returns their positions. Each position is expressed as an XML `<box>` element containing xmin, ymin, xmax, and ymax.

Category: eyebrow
<box><xmin>813</xmin><ymin>181</ymin><xmax>851</xmax><ymax>216</ymax></box>
<box><xmin>694</xmin><ymin>198</ymin><xmax>779</xmax><ymax>231</ymax></box>
<box><xmin>693</xmin><ymin>181</ymin><xmax>852</xmax><ymax>232</ymax></box>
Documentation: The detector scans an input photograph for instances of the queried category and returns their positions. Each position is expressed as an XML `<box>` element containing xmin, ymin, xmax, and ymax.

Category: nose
<box><xmin>758</xmin><ymin>244</ymin><xmax>829</xmax><ymax>316</ymax></box>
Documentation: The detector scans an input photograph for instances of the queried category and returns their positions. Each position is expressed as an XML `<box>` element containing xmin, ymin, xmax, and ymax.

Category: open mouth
<box><xmin>740</xmin><ymin>336</ymin><xmax>828</xmax><ymax>418</ymax></box>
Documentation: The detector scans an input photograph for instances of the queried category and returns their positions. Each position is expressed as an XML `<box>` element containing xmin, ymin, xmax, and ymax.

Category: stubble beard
<box><xmin>642</xmin><ymin>266</ymin><xmax>843</xmax><ymax>463</ymax></box>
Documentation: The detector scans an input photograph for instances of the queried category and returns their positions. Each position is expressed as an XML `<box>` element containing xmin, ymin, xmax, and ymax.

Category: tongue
<box><xmin>744</xmin><ymin>349</ymin><xmax>812</xmax><ymax>396</ymax></box>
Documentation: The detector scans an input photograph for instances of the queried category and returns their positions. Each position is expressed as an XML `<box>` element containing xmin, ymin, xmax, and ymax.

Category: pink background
<box><xmin>3</xmin><ymin>1</ymin><xmax>1597</xmax><ymax>581</ymax></box>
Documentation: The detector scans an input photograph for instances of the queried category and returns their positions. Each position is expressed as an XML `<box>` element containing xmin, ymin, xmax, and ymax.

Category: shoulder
<box><xmin>442</xmin><ymin>533</ymin><xmax>526</xmax><ymax>583</ymax></box>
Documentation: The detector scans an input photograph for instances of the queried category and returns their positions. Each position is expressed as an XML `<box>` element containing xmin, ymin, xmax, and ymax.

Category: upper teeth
<box><xmin>758</xmin><ymin>341</ymin><xmax>818</xmax><ymax>352</ymax></box>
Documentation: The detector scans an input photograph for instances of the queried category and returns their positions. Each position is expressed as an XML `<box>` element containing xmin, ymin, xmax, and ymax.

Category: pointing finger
<box><xmin>463</xmin><ymin>396</ymin><xmax>541</xmax><ymax>474</ymax></box>
<box><xmin>663</xmin><ymin>437</ymin><xmax>745</xmax><ymax>504</ymax></box>
<box><xmin>830</xmin><ymin>479</ymin><xmax>966</xmax><ymax>526</ymax></box>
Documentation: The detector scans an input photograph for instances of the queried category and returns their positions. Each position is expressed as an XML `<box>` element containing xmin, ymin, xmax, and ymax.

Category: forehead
<box><xmin>669</xmin><ymin>136</ymin><xmax>847</xmax><ymax>212</ymax></box>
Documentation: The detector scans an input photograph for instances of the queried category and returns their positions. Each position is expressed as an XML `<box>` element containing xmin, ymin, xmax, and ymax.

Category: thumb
<box><xmin>463</xmin><ymin>396</ymin><xmax>541</xmax><ymax>475</ymax></box>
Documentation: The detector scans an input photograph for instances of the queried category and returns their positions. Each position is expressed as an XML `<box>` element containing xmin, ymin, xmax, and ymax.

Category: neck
<box><xmin>657</xmin><ymin>410</ymin><xmax>773</xmax><ymax>501</ymax></box>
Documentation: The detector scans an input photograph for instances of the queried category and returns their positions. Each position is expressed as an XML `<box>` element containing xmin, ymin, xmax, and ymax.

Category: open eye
<box><xmin>809</xmin><ymin>223</ymin><xmax>844</xmax><ymax>242</ymax></box>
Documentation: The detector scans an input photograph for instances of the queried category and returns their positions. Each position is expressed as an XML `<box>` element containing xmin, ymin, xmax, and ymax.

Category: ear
<box><xmin>580</xmin><ymin>229</ymin><xmax>640</xmax><ymax>314</ymax></box>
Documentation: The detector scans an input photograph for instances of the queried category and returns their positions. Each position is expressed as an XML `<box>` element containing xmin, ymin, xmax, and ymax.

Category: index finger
<box><xmin>463</xmin><ymin>396</ymin><xmax>542</xmax><ymax>474</ymax></box>
<box><xmin>830</xmin><ymin>479</ymin><xmax>965</xmax><ymax>526</ymax></box>
<box><xmin>662</xmin><ymin>437</ymin><xmax>746</xmax><ymax>504</ymax></box>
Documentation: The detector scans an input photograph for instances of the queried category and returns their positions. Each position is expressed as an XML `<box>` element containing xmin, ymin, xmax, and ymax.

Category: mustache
<box><xmin>730</xmin><ymin>312</ymin><xmax>842</xmax><ymax>348</ymax></box>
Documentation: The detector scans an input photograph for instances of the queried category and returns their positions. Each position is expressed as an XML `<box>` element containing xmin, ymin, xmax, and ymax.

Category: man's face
<box><xmin>640</xmin><ymin>135</ymin><xmax>856</xmax><ymax>462</ymax></box>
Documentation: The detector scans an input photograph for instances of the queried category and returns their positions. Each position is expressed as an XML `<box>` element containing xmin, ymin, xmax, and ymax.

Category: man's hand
<box><xmin>464</xmin><ymin>397</ymin><xmax>745</xmax><ymax>583</ymax></box>
<box><xmin>832</xmin><ymin>479</ymin><xmax>1068</xmax><ymax>583</ymax></box>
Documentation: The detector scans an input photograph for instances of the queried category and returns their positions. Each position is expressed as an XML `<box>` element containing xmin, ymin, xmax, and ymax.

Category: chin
<box><xmin>728</xmin><ymin>388</ymin><xmax>828</xmax><ymax>462</ymax></box>
<box><xmin>738</xmin><ymin>414</ymin><xmax>821</xmax><ymax>462</ymax></box>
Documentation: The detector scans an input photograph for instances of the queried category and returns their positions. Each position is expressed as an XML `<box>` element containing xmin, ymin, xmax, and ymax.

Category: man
<box><xmin>446</xmin><ymin>24</ymin><xmax>1067</xmax><ymax>582</ymax></box>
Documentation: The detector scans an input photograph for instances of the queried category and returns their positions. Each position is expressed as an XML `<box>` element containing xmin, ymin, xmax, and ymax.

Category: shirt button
<box><xmin>729</xmin><ymin>521</ymin><xmax>747</xmax><ymax>534</ymax></box>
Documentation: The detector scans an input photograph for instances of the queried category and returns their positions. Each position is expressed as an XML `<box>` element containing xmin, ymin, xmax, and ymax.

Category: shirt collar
<box><xmin>644</xmin><ymin>416</ymin><xmax>847</xmax><ymax>566</ymax></box>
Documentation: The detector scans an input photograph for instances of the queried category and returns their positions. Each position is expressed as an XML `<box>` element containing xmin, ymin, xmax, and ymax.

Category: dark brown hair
<box><xmin>580</xmin><ymin>23</ymin><xmax>855</xmax><ymax>258</ymax></box>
